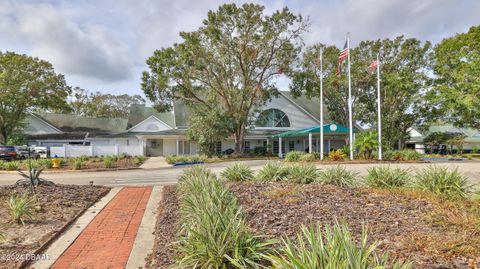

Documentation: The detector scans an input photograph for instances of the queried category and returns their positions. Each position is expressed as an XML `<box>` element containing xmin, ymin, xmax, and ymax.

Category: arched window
<box><xmin>256</xmin><ymin>109</ymin><xmax>290</xmax><ymax>127</ymax></box>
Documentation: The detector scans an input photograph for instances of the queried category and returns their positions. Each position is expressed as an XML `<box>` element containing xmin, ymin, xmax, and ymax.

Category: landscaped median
<box><xmin>147</xmin><ymin>163</ymin><xmax>480</xmax><ymax>268</ymax></box>
<box><xmin>0</xmin><ymin>154</ymin><xmax>147</xmax><ymax>172</ymax></box>
<box><xmin>0</xmin><ymin>183</ymin><xmax>110</xmax><ymax>269</ymax></box>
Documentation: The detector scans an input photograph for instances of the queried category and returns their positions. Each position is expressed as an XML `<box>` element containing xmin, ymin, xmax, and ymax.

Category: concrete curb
<box><xmin>30</xmin><ymin>187</ymin><xmax>122</xmax><ymax>269</ymax></box>
<box><xmin>126</xmin><ymin>186</ymin><xmax>163</xmax><ymax>269</ymax></box>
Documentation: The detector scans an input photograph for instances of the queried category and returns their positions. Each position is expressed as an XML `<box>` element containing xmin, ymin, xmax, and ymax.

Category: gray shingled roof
<box><xmin>34</xmin><ymin>113</ymin><xmax>128</xmax><ymax>134</ymax></box>
<box><xmin>127</xmin><ymin>104</ymin><xmax>175</xmax><ymax>129</ymax></box>
<box><xmin>171</xmin><ymin>91</ymin><xmax>329</xmax><ymax>128</ymax></box>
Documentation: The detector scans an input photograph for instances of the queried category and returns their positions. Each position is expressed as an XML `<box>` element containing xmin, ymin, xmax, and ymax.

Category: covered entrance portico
<box><xmin>271</xmin><ymin>124</ymin><xmax>355</xmax><ymax>157</ymax></box>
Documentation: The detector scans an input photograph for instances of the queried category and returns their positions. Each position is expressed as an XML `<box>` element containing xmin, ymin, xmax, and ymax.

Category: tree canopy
<box><xmin>69</xmin><ymin>87</ymin><xmax>145</xmax><ymax>118</ymax></box>
<box><xmin>142</xmin><ymin>3</ymin><xmax>307</xmax><ymax>153</ymax></box>
<box><xmin>291</xmin><ymin>36</ymin><xmax>432</xmax><ymax>149</ymax></box>
<box><xmin>428</xmin><ymin>26</ymin><xmax>480</xmax><ymax>129</ymax></box>
<box><xmin>0</xmin><ymin>52</ymin><xmax>70</xmax><ymax>144</ymax></box>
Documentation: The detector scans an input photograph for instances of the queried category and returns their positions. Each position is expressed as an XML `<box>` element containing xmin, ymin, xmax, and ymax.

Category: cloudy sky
<box><xmin>1</xmin><ymin>0</ymin><xmax>479</xmax><ymax>96</ymax></box>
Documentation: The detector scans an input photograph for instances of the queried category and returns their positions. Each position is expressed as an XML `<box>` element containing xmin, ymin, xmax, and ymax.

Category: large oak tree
<box><xmin>291</xmin><ymin>36</ymin><xmax>432</xmax><ymax>149</ymax></box>
<box><xmin>0</xmin><ymin>52</ymin><xmax>70</xmax><ymax>144</ymax></box>
<box><xmin>142</xmin><ymin>3</ymin><xmax>307</xmax><ymax>153</ymax></box>
<box><xmin>429</xmin><ymin>26</ymin><xmax>480</xmax><ymax>129</ymax></box>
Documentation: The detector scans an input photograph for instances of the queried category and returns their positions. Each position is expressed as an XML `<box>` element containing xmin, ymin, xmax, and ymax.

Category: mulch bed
<box><xmin>147</xmin><ymin>182</ymin><xmax>480</xmax><ymax>269</ymax></box>
<box><xmin>146</xmin><ymin>185</ymin><xmax>179</xmax><ymax>269</ymax></box>
<box><xmin>229</xmin><ymin>182</ymin><xmax>480</xmax><ymax>269</ymax></box>
<box><xmin>0</xmin><ymin>184</ymin><xmax>110</xmax><ymax>269</ymax></box>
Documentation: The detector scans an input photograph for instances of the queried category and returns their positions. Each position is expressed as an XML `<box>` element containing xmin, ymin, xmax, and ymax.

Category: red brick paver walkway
<box><xmin>51</xmin><ymin>187</ymin><xmax>153</xmax><ymax>269</ymax></box>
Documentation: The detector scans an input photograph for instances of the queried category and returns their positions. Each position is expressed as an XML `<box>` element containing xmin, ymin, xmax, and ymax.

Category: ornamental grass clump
<box><xmin>256</xmin><ymin>162</ymin><xmax>290</xmax><ymax>182</ymax></box>
<box><xmin>176</xmin><ymin>167</ymin><xmax>271</xmax><ymax>268</ymax></box>
<box><xmin>7</xmin><ymin>193</ymin><xmax>36</xmax><ymax>225</ymax></box>
<box><xmin>316</xmin><ymin>165</ymin><xmax>358</xmax><ymax>188</ymax></box>
<box><xmin>286</xmin><ymin>164</ymin><xmax>318</xmax><ymax>184</ymax></box>
<box><xmin>265</xmin><ymin>221</ymin><xmax>411</xmax><ymax>269</ymax></box>
<box><xmin>413</xmin><ymin>166</ymin><xmax>472</xmax><ymax>199</ymax></box>
<box><xmin>299</xmin><ymin>153</ymin><xmax>317</xmax><ymax>162</ymax></box>
<box><xmin>364</xmin><ymin>166</ymin><xmax>411</xmax><ymax>189</ymax></box>
<box><xmin>221</xmin><ymin>163</ymin><xmax>254</xmax><ymax>182</ymax></box>
<box><xmin>285</xmin><ymin>151</ymin><xmax>305</xmax><ymax>162</ymax></box>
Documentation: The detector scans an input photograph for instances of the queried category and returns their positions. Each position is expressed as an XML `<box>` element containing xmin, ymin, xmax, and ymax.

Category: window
<box><xmin>256</xmin><ymin>109</ymin><xmax>290</xmax><ymax>127</ymax></box>
<box><xmin>288</xmin><ymin>141</ymin><xmax>295</xmax><ymax>151</ymax></box>
<box><xmin>244</xmin><ymin>141</ymin><xmax>250</xmax><ymax>153</ymax></box>
<box><xmin>215</xmin><ymin>141</ymin><xmax>222</xmax><ymax>155</ymax></box>
<box><xmin>273</xmin><ymin>141</ymin><xmax>279</xmax><ymax>154</ymax></box>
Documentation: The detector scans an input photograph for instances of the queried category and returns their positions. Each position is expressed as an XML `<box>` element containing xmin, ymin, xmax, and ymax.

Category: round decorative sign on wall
<box><xmin>329</xmin><ymin>124</ymin><xmax>337</xmax><ymax>131</ymax></box>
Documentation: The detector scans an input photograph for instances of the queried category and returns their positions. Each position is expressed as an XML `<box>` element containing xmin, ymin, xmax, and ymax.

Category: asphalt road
<box><xmin>0</xmin><ymin>160</ymin><xmax>479</xmax><ymax>188</ymax></box>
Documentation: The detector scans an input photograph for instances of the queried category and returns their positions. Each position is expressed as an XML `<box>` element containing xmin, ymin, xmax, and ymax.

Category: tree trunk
<box><xmin>0</xmin><ymin>132</ymin><xmax>7</xmax><ymax>145</ymax></box>
<box><xmin>234</xmin><ymin>124</ymin><xmax>246</xmax><ymax>155</ymax></box>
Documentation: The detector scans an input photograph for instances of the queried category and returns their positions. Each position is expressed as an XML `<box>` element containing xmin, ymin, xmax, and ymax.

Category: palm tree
<box><xmin>354</xmin><ymin>131</ymin><xmax>378</xmax><ymax>159</ymax></box>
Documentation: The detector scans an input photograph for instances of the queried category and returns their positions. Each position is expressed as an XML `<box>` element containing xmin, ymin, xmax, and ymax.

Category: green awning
<box><xmin>272</xmin><ymin>124</ymin><xmax>356</xmax><ymax>138</ymax></box>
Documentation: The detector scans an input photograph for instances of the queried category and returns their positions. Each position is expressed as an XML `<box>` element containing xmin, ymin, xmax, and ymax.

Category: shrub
<box><xmin>119</xmin><ymin>152</ymin><xmax>130</xmax><ymax>159</ymax></box>
<box><xmin>256</xmin><ymin>162</ymin><xmax>290</xmax><ymax>182</ymax></box>
<box><xmin>285</xmin><ymin>151</ymin><xmax>305</xmax><ymax>162</ymax></box>
<box><xmin>0</xmin><ymin>161</ymin><xmax>5</xmax><ymax>170</ymax></box>
<box><xmin>7</xmin><ymin>193</ymin><xmax>36</xmax><ymax>225</ymax></box>
<box><xmin>78</xmin><ymin>155</ymin><xmax>90</xmax><ymax>162</ymax></box>
<box><xmin>317</xmin><ymin>165</ymin><xmax>358</xmax><ymax>188</ymax></box>
<box><xmin>299</xmin><ymin>153</ymin><xmax>317</xmax><ymax>162</ymax></box>
<box><xmin>328</xmin><ymin>149</ymin><xmax>347</xmax><ymax>161</ymax></box>
<box><xmin>221</xmin><ymin>163</ymin><xmax>254</xmax><ymax>182</ymax></box>
<box><xmin>265</xmin><ymin>221</ymin><xmax>411</xmax><ymax>269</ymax></box>
<box><xmin>400</xmin><ymin>149</ymin><xmax>420</xmax><ymax>161</ymax></box>
<box><xmin>73</xmin><ymin>159</ymin><xmax>83</xmax><ymax>170</ymax></box>
<box><xmin>472</xmin><ymin>146</ymin><xmax>479</xmax><ymax>153</ymax></box>
<box><xmin>103</xmin><ymin>157</ymin><xmax>114</xmax><ymax>168</ymax></box>
<box><xmin>176</xmin><ymin>167</ymin><xmax>271</xmax><ymax>268</ymax></box>
<box><xmin>37</xmin><ymin>158</ymin><xmax>53</xmax><ymax>169</ymax></box>
<box><xmin>413</xmin><ymin>166</ymin><xmax>471</xmax><ymax>199</ymax></box>
<box><xmin>286</xmin><ymin>164</ymin><xmax>318</xmax><ymax>184</ymax></box>
<box><xmin>253</xmin><ymin>146</ymin><xmax>267</xmax><ymax>156</ymax></box>
<box><xmin>133</xmin><ymin>156</ymin><xmax>146</xmax><ymax>165</ymax></box>
<box><xmin>5</xmin><ymin>161</ymin><xmax>19</xmax><ymax>171</ymax></box>
<box><xmin>364</xmin><ymin>166</ymin><xmax>410</xmax><ymax>188</ymax></box>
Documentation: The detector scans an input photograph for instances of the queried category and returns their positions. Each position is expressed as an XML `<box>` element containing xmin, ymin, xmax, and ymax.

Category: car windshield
<box><xmin>0</xmin><ymin>146</ymin><xmax>15</xmax><ymax>151</ymax></box>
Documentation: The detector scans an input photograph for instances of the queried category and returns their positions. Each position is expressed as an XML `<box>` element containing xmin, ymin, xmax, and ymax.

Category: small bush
<box><xmin>176</xmin><ymin>166</ymin><xmax>271</xmax><ymax>268</ymax></box>
<box><xmin>0</xmin><ymin>161</ymin><xmax>6</xmax><ymax>170</ymax></box>
<box><xmin>78</xmin><ymin>155</ymin><xmax>90</xmax><ymax>162</ymax></box>
<box><xmin>133</xmin><ymin>156</ymin><xmax>146</xmax><ymax>165</ymax></box>
<box><xmin>37</xmin><ymin>158</ymin><xmax>53</xmax><ymax>169</ymax></box>
<box><xmin>5</xmin><ymin>161</ymin><xmax>19</xmax><ymax>171</ymax></box>
<box><xmin>401</xmin><ymin>149</ymin><xmax>420</xmax><ymax>160</ymax></box>
<box><xmin>328</xmin><ymin>149</ymin><xmax>347</xmax><ymax>161</ymax></box>
<box><xmin>221</xmin><ymin>163</ymin><xmax>254</xmax><ymax>182</ymax></box>
<box><xmin>103</xmin><ymin>157</ymin><xmax>114</xmax><ymax>168</ymax></box>
<box><xmin>256</xmin><ymin>162</ymin><xmax>290</xmax><ymax>182</ymax></box>
<box><xmin>253</xmin><ymin>146</ymin><xmax>267</xmax><ymax>156</ymax></box>
<box><xmin>317</xmin><ymin>165</ymin><xmax>358</xmax><ymax>188</ymax></box>
<box><xmin>285</xmin><ymin>151</ymin><xmax>305</xmax><ymax>162</ymax></box>
<box><xmin>364</xmin><ymin>166</ymin><xmax>410</xmax><ymax>188</ymax></box>
<box><xmin>7</xmin><ymin>193</ymin><xmax>36</xmax><ymax>225</ymax></box>
<box><xmin>266</xmin><ymin>221</ymin><xmax>411</xmax><ymax>269</ymax></box>
<box><xmin>413</xmin><ymin>166</ymin><xmax>471</xmax><ymax>198</ymax></box>
<box><xmin>299</xmin><ymin>153</ymin><xmax>317</xmax><ymax>162</ymax></box>
<box><xmin>119</xmin><ymin>153</ymin><xmax>130</xmax><ymax>159</ymax></box>
<box><xmin>73</xmin><ymin>159</ymin><xmax>83</xmax><ymax>170</ymax></box>
<box><xmin>286</xmin><ymin>164</ymin><xmax>318</xmax><ymax>184</ymax></box>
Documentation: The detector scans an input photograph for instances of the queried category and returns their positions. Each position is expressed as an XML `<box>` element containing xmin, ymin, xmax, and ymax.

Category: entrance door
<box><xmin>146</xmin><ymin>139</ymin><xmax>164</xmax><ymax>156</ymax></box>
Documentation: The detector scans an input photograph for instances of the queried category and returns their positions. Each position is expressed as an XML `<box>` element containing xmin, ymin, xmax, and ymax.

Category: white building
<box><xmin>24</xmin><ymin>91</ymin><xmax>351</xmax><ymax>157</ymax></box>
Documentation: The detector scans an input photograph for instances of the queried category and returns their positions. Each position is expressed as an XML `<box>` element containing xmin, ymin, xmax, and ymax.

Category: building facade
<box><xmin>24</xmin><ymin>91</ymin><xmax>349</xmax><ymax>157</ymax></box>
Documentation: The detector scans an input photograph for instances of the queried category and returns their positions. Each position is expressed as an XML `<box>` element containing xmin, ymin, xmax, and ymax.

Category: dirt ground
<box><xmin>0</xmin><ymin>184</ymin><xmax>110</xmax><ymax>269</ymax></box>
<box><xmin>148</xmin><ymin>182</ymin><xmax>480</xmax><ymax>269</ymax></box>
<box><xmin>229</xmin><ymin>182</ymin><xmax>480</xmax><ymax>269</ymax></box>
<box><xmin>146</xmin><ymin>185</ymin><xmax>179</xmax><ymax>269</ymax></box>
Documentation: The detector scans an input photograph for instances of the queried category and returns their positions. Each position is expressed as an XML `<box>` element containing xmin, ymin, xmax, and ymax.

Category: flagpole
<box><xmin>347</xmin><ymin>32</ymin><xmax>353</xmax><ymax>160</ymax></box>
<box><xmin>376</xmin><ymin>53</ymin><xmax>382</xmax><ymax>160</ymax></box>
<box><xmin>319</xmin><ymin>47</ymin><xmax>324</xmax><ymax>160</ymax></box>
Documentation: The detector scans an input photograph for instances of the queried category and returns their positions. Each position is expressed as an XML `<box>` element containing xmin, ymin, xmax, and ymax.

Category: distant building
<box><xmin>23</xmin><ymin>91</ymin><xmax>353</xmax><ymax>156</ymax></box>
<box><xmin>407</xmin><ymin>124</ymin><xmax>480</xmax><ymax>153</ymax></box>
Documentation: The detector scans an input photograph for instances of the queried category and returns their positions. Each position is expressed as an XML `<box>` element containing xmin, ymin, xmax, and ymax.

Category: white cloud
<box><xmin>1</xmin><ymin>0</ymin><xmax>479</xmax><ymax>94</ymax></box>
<box><xmin>0</xmin><ymin>2</ymin><xmax>134</xmax><ymax>82</ymax></box>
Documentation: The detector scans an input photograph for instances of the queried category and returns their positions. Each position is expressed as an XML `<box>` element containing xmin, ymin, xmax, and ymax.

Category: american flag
<box><xmin>368</xmin><ymin>60</ymin><xmax>379</xmax><ymax>72</ymax></box>
<box><xmin>337</xmin><ymin>40</ymin><xmax>348</xmax><ymax>74</ymax></box>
